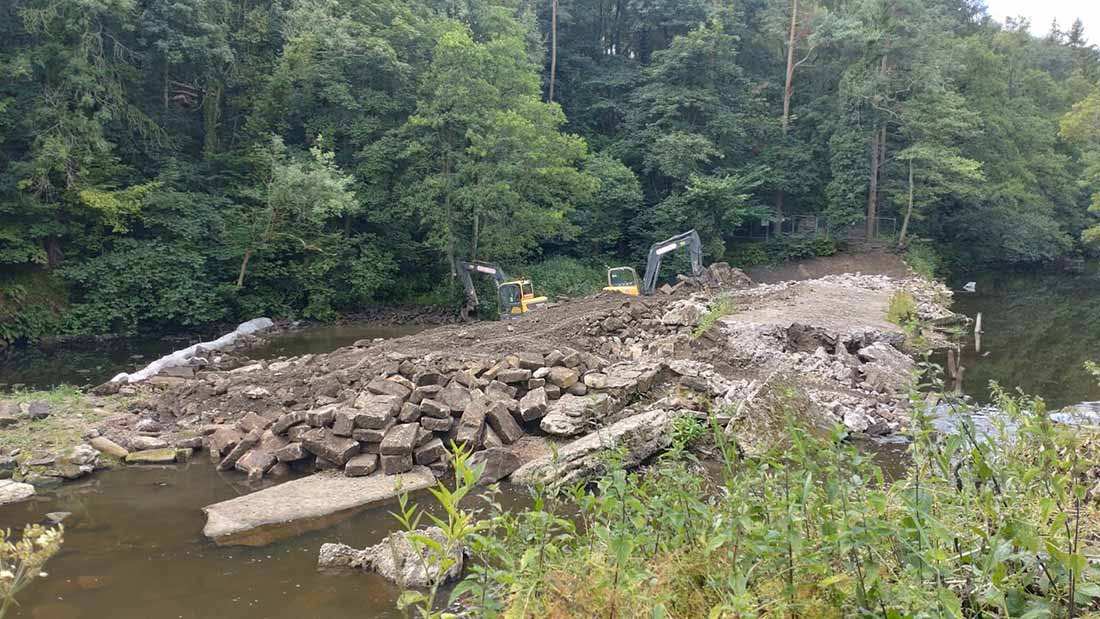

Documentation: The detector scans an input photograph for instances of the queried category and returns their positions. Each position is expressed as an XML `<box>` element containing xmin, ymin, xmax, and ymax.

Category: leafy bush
<box><xmin>727</xmin><ymin>236</ymin><xmax>843</xmax><ymax>268</ymax></box>
<box><xmin>904</xmin><ymin>238</ymin><xmax>944</xmax><ymax>280</ymax></box>
<box><xmin>0</xmin><ymin>271</ymin><xmax>65</xmax><ymax>346</ymax></box>
<box><xmin>885</xmin><ymin>290</ymin><xmax>919</xmax><ymax>326</ymax></box>
<box><xmin>524</xmin><ymin>256</ymin><xmax>606</xmax><ymax>299</ymax></box>
<box><xmin>399</xmin><ymin>380</ymin><xmax>1100</xmax><ymax>618</ymax></box>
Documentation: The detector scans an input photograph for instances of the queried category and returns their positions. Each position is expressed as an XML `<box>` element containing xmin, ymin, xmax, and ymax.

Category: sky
<box><xmin>985</xmin><ymin>0</ymin><xmax>1099</xmax><ymax>41</ymax></box>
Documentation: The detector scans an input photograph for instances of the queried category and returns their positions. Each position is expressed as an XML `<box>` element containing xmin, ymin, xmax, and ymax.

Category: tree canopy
<box><xmin>1</xmin><ymin>0</ymin><xmax>1098</xmax><ymax>342</ymax></box>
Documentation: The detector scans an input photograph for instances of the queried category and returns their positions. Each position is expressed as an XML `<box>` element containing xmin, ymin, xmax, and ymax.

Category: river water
<box><xmin>2</xmin><ymin>266</ymin><xmax>1097</xmax><ymax>617</ymax></box>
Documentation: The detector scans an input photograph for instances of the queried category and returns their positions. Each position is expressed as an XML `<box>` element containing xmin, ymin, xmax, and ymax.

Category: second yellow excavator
<box><xmin>455</xmin><ymin>260</ymin><xmax>547</xmax><ymax>320</ymax></box>
<box><xmin>603</xmin><ymin>229</ymin><xmax>704</xmax><ymax>296</ymax></box>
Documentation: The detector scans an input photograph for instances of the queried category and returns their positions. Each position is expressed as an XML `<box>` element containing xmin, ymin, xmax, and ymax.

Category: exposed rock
<box><xmin>134</xmin><ymin>419</ymin><xmax>164</xmax><ymax>433</ymax></box>
<box><xmin>540</xmin><ymin>393</ymin><xmax>617</xmax><ymax>437</ymax></box>
<box><xmin>218</xmin><ymin>429</ymin><xmax>262</xmax><ymax>470</ymax></box>
<box><xmin>125</xmin><ymin>448</ymin><xmax>182</xmax><ymax>465</ymax></box>
<box><xmin>320</xmin><ymin>527</ymin><xmax>462</xmax><ymax>587</ymax></box>
<box><xmin>857</xmin><ymin>342</ymin><xmax>916</xmax><ymax>394</ymax></box>
<box><xmin>469</xmin><ymin>448</ymin><xmax>521</xmax><ymax>485</ymax></box>
<box><xmin>381</xmin><ymin>454</ymin><xmax>413</xmax><ymax>475</ymax></box>
<box><xmin>496</xmin><ymin>368</ymin><xmax>531</xmax><ymax>384</ymax></box>
<box><xmin>436</xmin><ymin>386</ymin><xmax>472</xmax><ymax>412</ymax></box>
<box><xmin>661</xmin><ymin>300</ymin><xmax>706</xmax><ymax>327</ymax></box>
<box><xmin>486</xmin><ymin>402</ymin><xmax>524</xmax><ymax>444</ymax></box>
<box><xmin>514</xmin><ymin>352</ymin><xmax>545</xmax><ymax>370</ymax></box>
<box><xmin>89</xmin><ymin>437</ymin><xmax>129</xmax><ymax>459</ymax></box>
<box><xmin>415</xmin><ymin>438</ymin><xmax>448</xmax><ymax>465</ymax></box>
<box><xmin>345</xmin><ymin>454</ymin><xmax>379</xmax><ymax>477</ymax></box>
<box><xmin>203</xmin><ymin>468</ymin><xmax>435</xmax><ymax>546</ymax></box>
<box><xmin>129</xmin><ymin>435</ymin><xmax>169</xmax><ymax>451</ymax></box>
<box><xmin>380</xmin><ymin>424</ymin><xmax>419</xmax><ymax>456</ymax></box>
<box><xmin>301</xmin><ymin>429</ymin><xmax>360</xmax><ymax>466</ymax></box>
<box><xmin>420</xmin><ymin>398</ymin><xmax>451</xmax><ymax>418</ymax></box>
<box><xmin>515</xmin><ymin>409</ymin><xmax>681</xmax><ymax>489</ymax></box>
<box><xmin>546</xmin><ymin>367</ymin><xmax>580</xmax><ymax>389</ymax></box>
<box><xmin>420</xmin><ymin>416</ymin><xmax>454</xmax><ymax>432</ymax></box>
<box><xmin>518</xmin><ymin>387</ymin><xmax>548</xmax><ymax>422</ymax></box>
<box><xmin>367</xmin><ymin>377</ymin><xmax>411</xmax><ymax>399</ymax></box>
<box><xmin>272</xmin><ymin>411</ymin><xmax>309</xmax><ymax>435</ymax></box>
<box><xmin>455</xmin><ymin>400</ymin><xmax>487</xmax><ymax>448</ymax></box>
<box><xmin>275</xmin><ymin>442</ymin><xmax>308</xmax><ymax>462</ymax></box>
<box><xmin>0</xmin><ymin>480</ymin><xmax>36</xmax><ymax>506</ymax></box>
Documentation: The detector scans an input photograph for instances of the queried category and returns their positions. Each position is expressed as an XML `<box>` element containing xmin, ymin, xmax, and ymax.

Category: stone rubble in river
<box><xmin>120</xmin><ymin>267</ymin><xmax>957</xmax><ymax>486</ymax></box>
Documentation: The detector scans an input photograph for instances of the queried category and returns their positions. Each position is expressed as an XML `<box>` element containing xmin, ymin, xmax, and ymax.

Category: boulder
<box><xmin>332</xmin><ymin>410</ymin><xmax>355</xmax><ymax>437</ymax></box>
<box><xmin>661</xmin><ymin>301</ymin><xmax>706</xmax><ymax>327</ymax></box>
<box><xmin>514</xmin><ymin>409</ymin><xmax>680</xmax><ymax>489</ymax></box>
<box><xmin>398</xmin><ymin>403</ymin><xmax>421</xmax><ymax>423</ymax></box>
<box><xmin>420</xmin><ymin>398</ymin><xmax>451</xmax><ymax>418</ymax></box>
<box><xmin>24</xmin><ymin>401</ymin><xmax>53</xmax><ymax>421</ymax></box>
<box><xmin>496</xmin><ymin>368</ymin><xmax>532</xmax><ymax>385</ymax></box>
<box><xmin>420</xmin><ymin>416</ymin><xmax>453</xmax><ymax>432</ymax></box>
<box><xmin>469</xmin><ymin>448</ymin><xmax>521</xmax><ymax>485</ymax></box>
<box><xmin>125</xmin><ymin>448</ymin><xmax>182</xmax><ymax>465</ymax></box>
<box><xmin>455</xmin><ymin>400</ymin><xmax>487</xmax><ymax>448</ymax></box>
<box><xmin>345</xmin><ymin>454</ymin><xmax>379</xmax><ymax>477</ymax></box>
<box><xmin>0</xmin><ymin>480</ymin><xmax>36</xmax><ymax>506</ymax></box>
<box><xmin>381</xmin><ymin>454</ymin><xmax>413</xmax><ymax>475</ymax></box>
<box><xmin>518</xmin><ymin>387</ymin><xmax>548</xmax><ymax>422</ymax></box>
<box><xmin>380</xmin><ymin>424</ymin><xmax>419</xmax><ymax>456</ymax></box>
<box><xmin>857</xmin><ymin>342</ymin><xmax>916</xmax><ymax>394</ymax></box>
<box><xmin>486</xmin><ymin>402</ymin><xmax>524</xmax><ymax>444</ymax></box>
<box><xmin>436</xmin><ymin>387</ymin><xmax>472</xmax><ymax>412</ymax></box>
<box><xmin>546</xmin><ymin>367</ymin><xmax>580</xmax><ymax>389</ymax></box>
<box><xmin>236</xmin><ymin>412</ymin><xmax>273</xmax><ymax>433</ymax></box>
<box><xmin>218</xmin><ymin>429</ymin><xmax>262</xmax><ymax>470</ymax></box>
<box><xmin>89</xmin><ymin>436</ymin><xmax>129</xmax><ymax>459</ymax></box>
<box><xmin>341</xmin><ymin>527</ymin><xmax>463</xmax><ymax>587</ymax></box>
<box><xmin>415</xmin><ymin>438</ymin><xmax>448</xmax><ymax>465</ymax></box>
<box><xmin>366</xmin><ymin>377</ymin><xmax>411</xmax><ymax>399</ymax></box>
<box><xmin>272</xmin><ymin>411</ymin><xmax>309</xmax><ymax>435</ymax></box>
<box><xmin>203</xmin><ymin>468</ymin><xmax>435</xmax><ymax>546</ymax></box>
<box><xmin>301</xmin><ymin>429</ymin><xmax>360</xmax><ymax>466</ymax></box>
<box><xmin>130</xmin><ymin>435</ymin><xmax>169</xmax><ymax>451</ymax></box>
<box><xmin>514</xmin><ymin>352</ymin><xmax>545</xmax><ymax>370</ymax></box>
<box><xmin>235</xmin><ymin>448</ymin><xmax>278</xmax><ymax>480</ymax></box>
<box><xmin>540</xmin><ymin>393</ymin><xmax>617</xmax><ymax>437</ymax></box>
<box><xmin>275</xmin><ymin>442</ymin><xmax>308</xmax><ymax>462</ymax></box>
<box><xmin>410</xmin><ymin>384</ymin><xmax>442</xmax><ymax>405</ymax></box>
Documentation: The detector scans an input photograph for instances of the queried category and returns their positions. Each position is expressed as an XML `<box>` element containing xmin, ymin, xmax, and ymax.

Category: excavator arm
<box><xmin>455</xmin><ymin>260</ymin><xmax>508</xmax><ymax>320</ymax></box>
<box><xmin>641</xmin><ymin>230</ymin><xmax>704</xmax><ymax>295</ymax></box>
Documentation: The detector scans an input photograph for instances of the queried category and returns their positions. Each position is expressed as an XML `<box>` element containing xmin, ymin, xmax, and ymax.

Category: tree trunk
<box><xmin>775</xmin><ymin>0</ymin><xmax>799</xmax><ymax>235</ymax></box>
<box><xmin>471</xmin><ymin>210</ymin><xmax>480</xmax><ymax>261</ymax></box>
<box><xmin>548</xmin><ymin>0</ymin><xmax>558</xmax><ymax>102</ymax></box>
<box><xmin>203</xmin><ymin>82</ymin><xmax>222</xmax><ymax>157</ymax></box>
<box><xmin>866</xmin><ymin>129</ymin><xmax>880</xmax><ymax>239</ymax></box>
<box><xmin>898</xmin><ymin>158</ymin><xmax>914</xmax><ymax>247</ymax></box>
<box><xmin>236</xmin><ymin>247</ymin><xmax>254</xmax><ymax>288</ymax></box>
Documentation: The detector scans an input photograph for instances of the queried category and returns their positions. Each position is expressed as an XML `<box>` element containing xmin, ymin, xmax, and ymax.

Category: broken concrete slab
<box><xmin>202</xmin><ymin>468</ymin><xmax>435</xmax><ymax>546</ymax></box>
<box><xmin>514</xmin><ymin>409</ymin><xmax>681</xmax><ymax>490</ymax></box>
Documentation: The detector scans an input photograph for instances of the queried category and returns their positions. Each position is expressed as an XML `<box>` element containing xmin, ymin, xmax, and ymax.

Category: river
<box><xmin>2</xmin><ymin>265</ymin><xmax>1097</xmax><ymax>617</ymax></box>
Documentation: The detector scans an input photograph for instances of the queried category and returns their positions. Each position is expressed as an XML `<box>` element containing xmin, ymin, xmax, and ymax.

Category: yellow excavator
<box><xmin>455</xmin><ymin>260</ymin><xmax>547</xmax><ymax>320</ymax></box>
<box><xmin>603</xmin><ymin>230</ymin><xmax>704</xmax><ymax>296</ymax></box>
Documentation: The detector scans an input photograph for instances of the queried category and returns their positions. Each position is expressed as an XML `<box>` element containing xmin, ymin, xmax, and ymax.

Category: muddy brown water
<box><xmin>0</xmin><ymin>463</ymin><xmax>532</xmax><ymax>619</ymax></box>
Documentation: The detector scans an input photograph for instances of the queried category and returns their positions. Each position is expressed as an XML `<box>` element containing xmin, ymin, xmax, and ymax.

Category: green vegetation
<box><xmin>903</xmin><ymin>239</ymin><xmax>944</xmax><ymax>281</ymax></box>
<box><xmin>1</xmin><ymin>1</ymin><xmax>1098</xmax><ymax>344</ymax></box>
<box><xmin>0</xmin><ymin>525</ymin><xmax>64</xmax><ymax>618</ymax></box>
<box><xmin>885</xmin><ymin>291</ymin><xmax>920</xmax><ymax>327</ymax></box>
<box><xmin>693</xmin><ymin>297</ymin><xmax>736</xmax><ymax>339</ymax></box>
<box><xmin>0</xmin><ymin>388</ymin><xmax>109</xmax><ymax>459</ymax></box>
<box><xmin>726</xmin><ymin>237</ymin><xmax>844</xmax><ymax>268</ymax></box>
<box><xmin>398</xmin><ymin>380</ymin><xmax>1100</xmax><ymax>618</ymax></box>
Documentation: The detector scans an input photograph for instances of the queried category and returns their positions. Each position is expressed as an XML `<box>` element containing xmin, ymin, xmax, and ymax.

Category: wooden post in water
<box><xmin>974</xmin><ymin>312</ymin><xmax>983</xmax><ymax>353</ymax></box>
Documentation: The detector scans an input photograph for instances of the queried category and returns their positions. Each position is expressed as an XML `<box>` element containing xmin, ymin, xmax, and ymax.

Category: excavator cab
<box><xmin>605</xmin><ymin>230</ymin><xmax>704</xmax><ymax>296</ymax></box>
<box><xmin>456</xmin><ymin>259</ymin><xmax>547</xmax><ymax>320</ymax></box>
<box><xmin>499</xmin><ymin>279</ymin><xmax>547</xmax><ymax>316</ymax></box>
<box><xmin>603</xmin><ymin>267</ymin><xmax>640</xmax><ymax>296</ymax></box>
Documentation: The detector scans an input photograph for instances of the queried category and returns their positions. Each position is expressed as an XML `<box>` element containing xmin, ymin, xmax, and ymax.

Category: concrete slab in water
<box><xmin>202</xmin><ymin>468</ymin><xmax>435</xmax><ymax>546</ymax></box>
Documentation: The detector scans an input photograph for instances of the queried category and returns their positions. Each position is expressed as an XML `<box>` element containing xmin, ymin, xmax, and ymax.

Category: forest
<box><xmin>2</xmin><ymin>0</ymin><xmax>1099</xmax><ymax>344</ymax></box>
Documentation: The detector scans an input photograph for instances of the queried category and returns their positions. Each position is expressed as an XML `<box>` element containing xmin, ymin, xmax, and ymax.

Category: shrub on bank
<box><xmin>396</xmin><ymin>379</ymin><xmax>1100</xmax><ymax>618</ymax></box>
